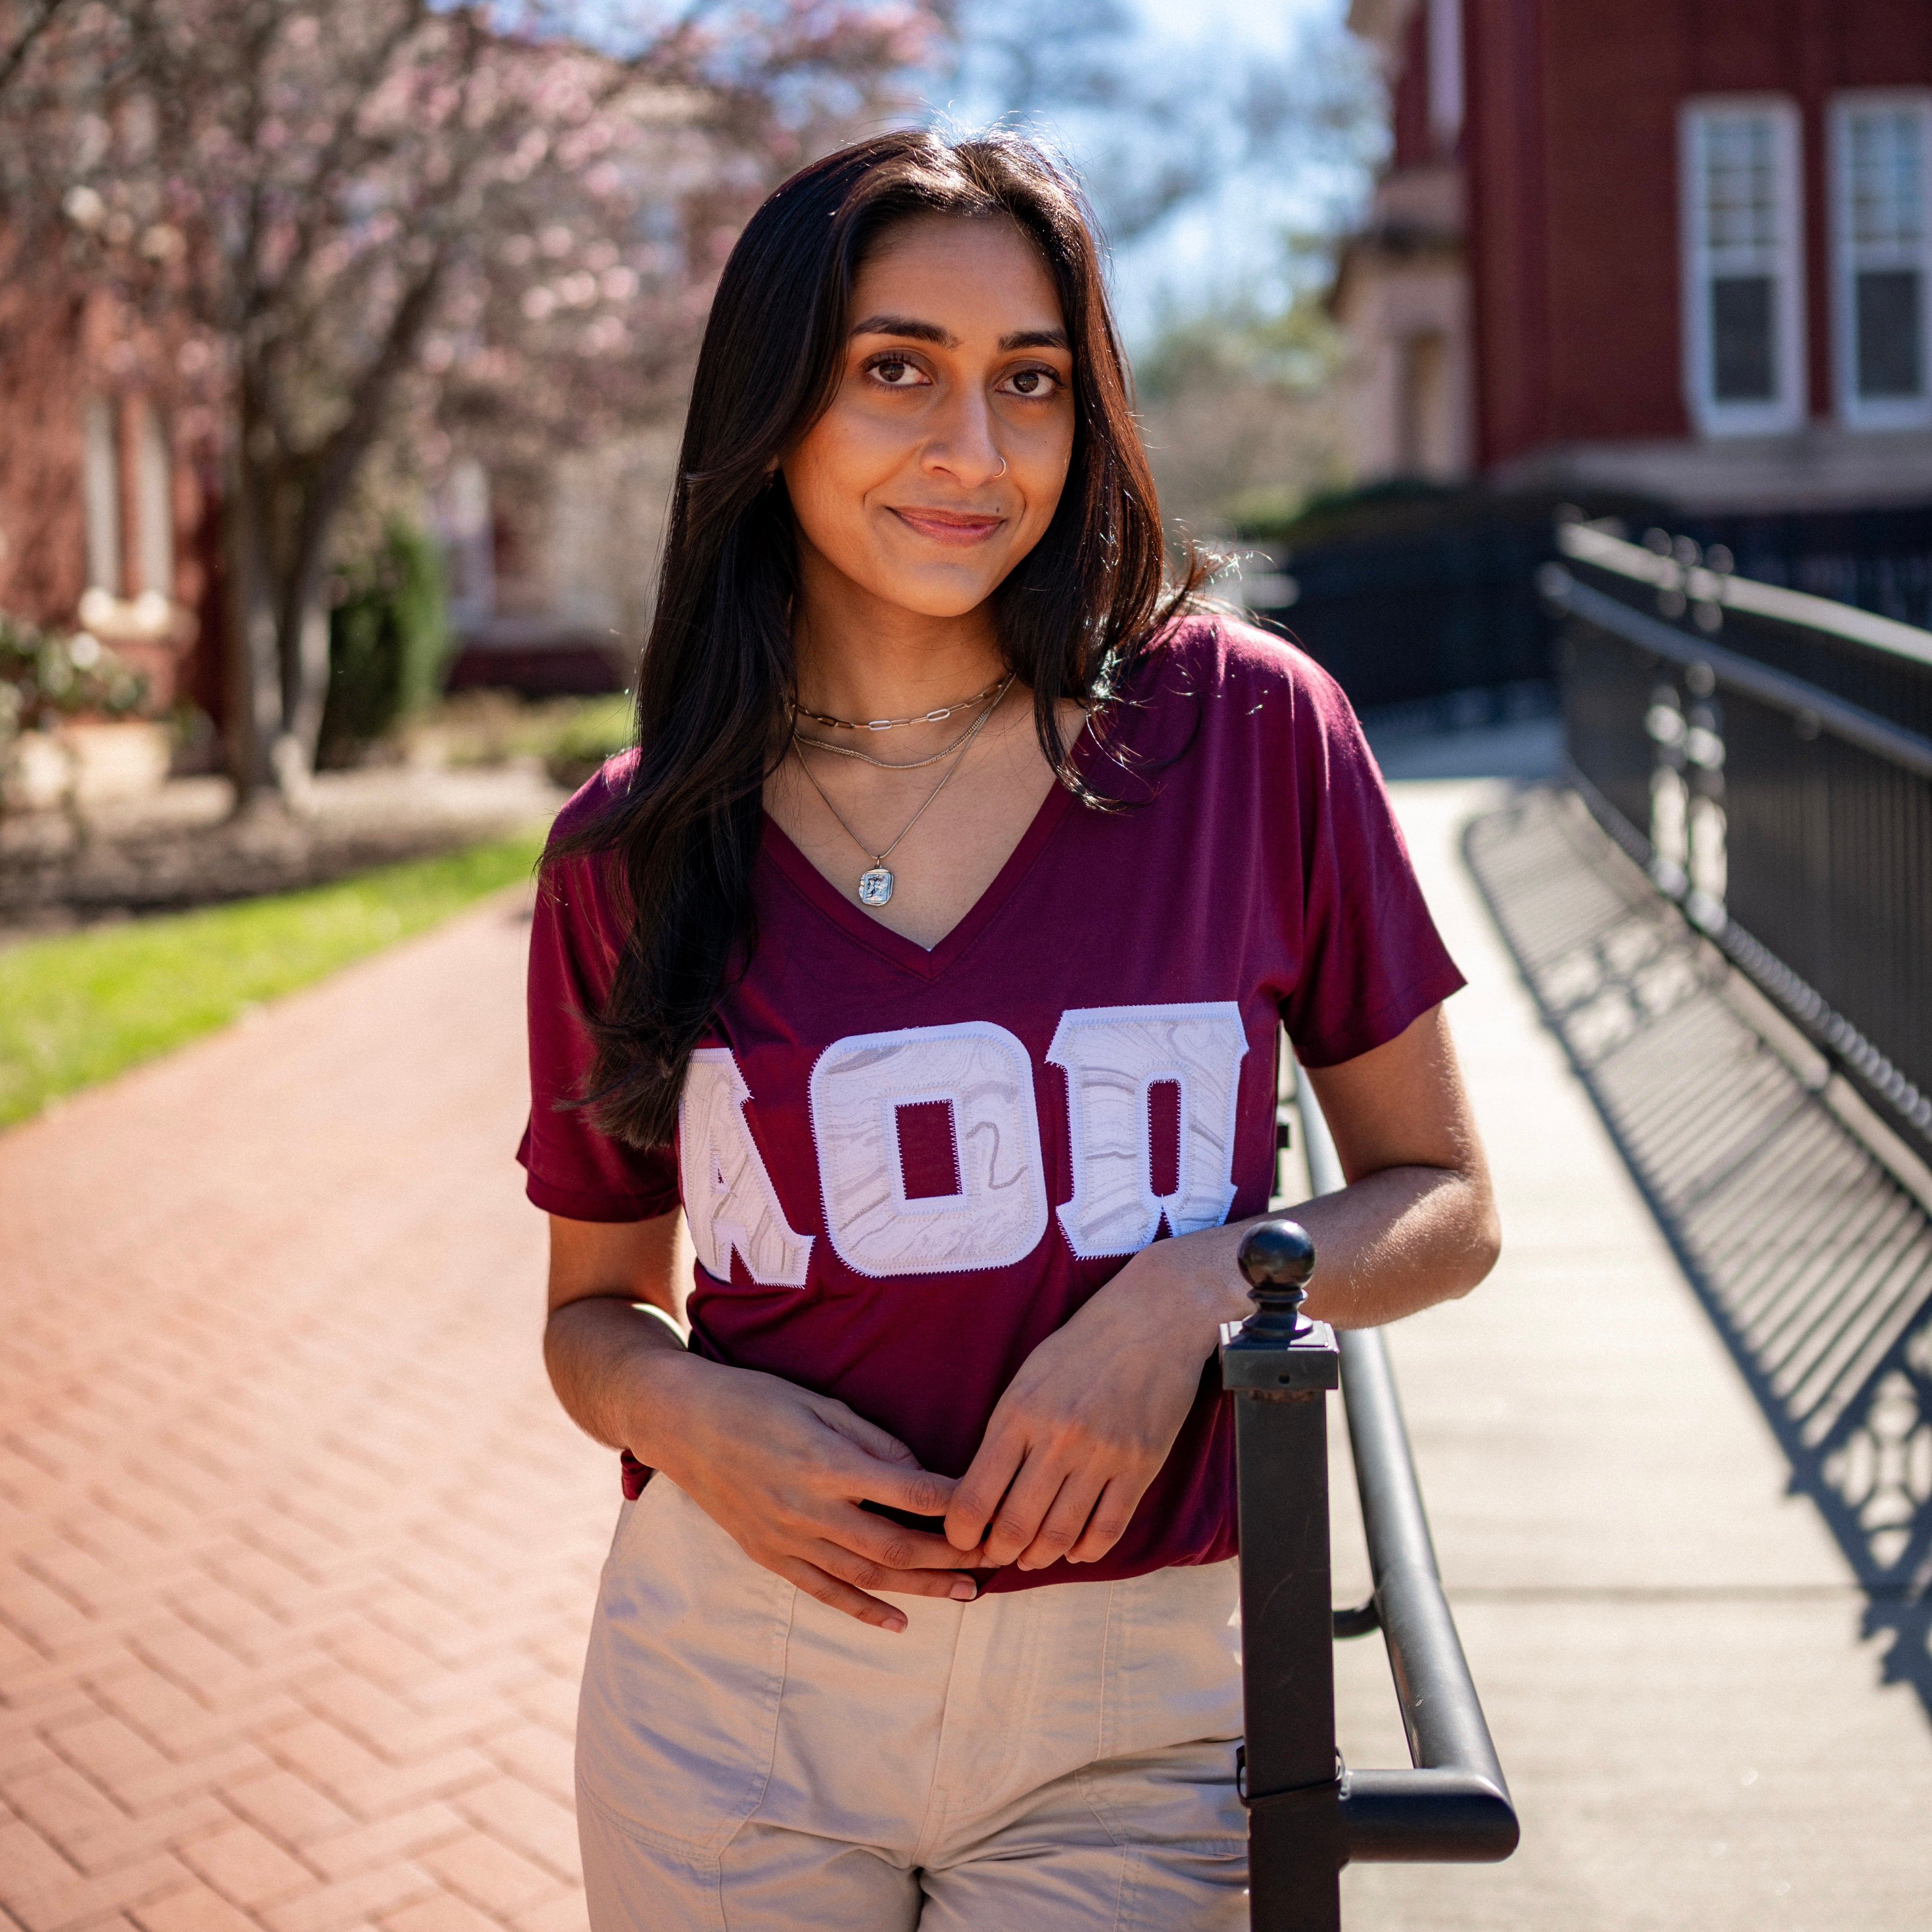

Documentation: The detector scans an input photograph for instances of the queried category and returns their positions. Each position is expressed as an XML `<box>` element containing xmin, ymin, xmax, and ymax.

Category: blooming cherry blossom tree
<box><xmin>2</xmin><ymin>0</ymin><xmax>936</xmax><ymax>797</ymax></box>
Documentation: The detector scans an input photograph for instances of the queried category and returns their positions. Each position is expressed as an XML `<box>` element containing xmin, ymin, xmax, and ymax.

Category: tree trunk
<box><xmin>222</xmin><ymin>442</ymin><xmax>282</xmax><ymax>804</ymax></box>
<box><xmin>274</xmin><ymin>582</ymin><xmax>331</xmax><ymax>803</ymax></box>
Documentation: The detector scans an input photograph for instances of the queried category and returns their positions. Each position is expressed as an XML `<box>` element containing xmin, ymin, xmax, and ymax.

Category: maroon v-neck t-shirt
<box><xmin>519</xmin><ymin>616</ymin><xmax>1463</xmax><ymax>1593</ymax></box>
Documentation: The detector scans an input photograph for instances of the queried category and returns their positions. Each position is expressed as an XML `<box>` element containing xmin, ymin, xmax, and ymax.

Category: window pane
<box><xmin>1856</xmin><ymin>267</ymin><xmax>1925</xmax><ymax>396</ymax></box>
<box><xmin>82</xmin><ymin>397</ymin><xmax>121</xmax><ymax>594</ymax></box>
<box><xmin>1849</xmin><ymin>109</ymin><xmax>1924</xmax><ymax>252</ymax></box>
<box><xmin>136</xmin><ymin>409</ymin><xmax>174</xmax><ymax>598</ymax></box>
<box><xmin>1711</xmin><ymin>275</ymin><xmax>1776</xmax><ymax>400</ymax></box>
<box><xmin>1704</xmin><ymin>115</ymin><xmax>1778</xmax><ymax>257</ymax></box>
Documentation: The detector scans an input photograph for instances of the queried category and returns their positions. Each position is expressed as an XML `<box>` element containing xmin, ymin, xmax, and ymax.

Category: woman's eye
<box><xmin>1002</xmin><ymin>367</ymin><xmax>1060</xmax><ymax>398</ymax></box>
<box><xmin>869</xmin><ymin>356</ymin><xmax>927</xmax><ymax>387</ymax></box>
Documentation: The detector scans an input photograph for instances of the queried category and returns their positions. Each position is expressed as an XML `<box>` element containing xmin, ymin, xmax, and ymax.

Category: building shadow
<box><xmin>1464</xmin><ymin>785</ymin><xmax>1932</xmax><ymax>1721</ymax></box>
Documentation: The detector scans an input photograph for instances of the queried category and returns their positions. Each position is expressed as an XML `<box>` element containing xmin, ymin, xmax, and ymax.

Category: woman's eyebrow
<box><xmin>847</xmin><ymin>315</ymin><xmax>1072</xmax><ymax>354</ymax></box>
<box><xmin>849</xmin><ymin>314</ymin><xmax>955</xmax><ymax>346</ymax></box>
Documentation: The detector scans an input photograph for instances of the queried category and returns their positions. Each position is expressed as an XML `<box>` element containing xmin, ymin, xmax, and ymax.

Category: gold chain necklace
<box><xmin>793</xmin><ymin>673</ymin><xmax>1007</xmax><ymax>733</ymax></box>
<box><xmin>790</xmin><ymin>676</ymin><xmax>1012</xmax><ymax>906</ymax></box>
<box><xmin>792</xmin><ymin>711</ymin><xmax>983</xmax><ymax>771</ymax></box>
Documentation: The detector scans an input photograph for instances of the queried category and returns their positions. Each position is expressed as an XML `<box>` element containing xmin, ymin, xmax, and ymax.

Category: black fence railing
<box><xmin>1674</xmin><ymin>502</ymin><xmax>1932</xmax><ymax>634</ymax></box>
<box><xmin>1240</xmin><ymin>498</ymin><xmax>1932</xmax><ymax>723</ymax></box>
<box><xmin>1222</xmin><ymin>1074</ymin><xmax>1517</xmax><ymax>1928</ymax></box>
<box><xmin>1546</xmin><ymin>520</ymin><xmax>1932</xmax><ymax>1163</ymax></box>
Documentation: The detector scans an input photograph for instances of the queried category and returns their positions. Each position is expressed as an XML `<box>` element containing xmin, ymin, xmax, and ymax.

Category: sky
<box><xmin>566</xmin><ymin>0</ymin><xmax>1383</xmax><ymax>350</ymax></box>
<box><xmin>933</xmin><ymin>0</ymin><xmax>1378</xmax><ymax>347</ymax></box>
<box><xmin>1107</xmin><ymin>0</ymin><xmax>1368</xmax><ymax>342</ymax></box>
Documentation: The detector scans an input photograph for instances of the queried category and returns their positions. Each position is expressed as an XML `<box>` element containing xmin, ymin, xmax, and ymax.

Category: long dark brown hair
<box><xmin>553</xmin><ymin>127</ymin><xmax>1203</xmax><ymax>1147</ymax></box>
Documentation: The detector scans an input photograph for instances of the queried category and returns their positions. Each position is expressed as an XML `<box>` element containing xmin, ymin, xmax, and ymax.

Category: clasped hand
<box><xmin>638</xmin><ymin>1244</ymin><xmax>1220</xmax><ymax>1631</ymax></box>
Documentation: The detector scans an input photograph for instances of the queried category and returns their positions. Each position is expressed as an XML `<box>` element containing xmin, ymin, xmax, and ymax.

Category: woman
<box><xmin>521</xmin><ymin>129</ymin><xmax>1498</xmax><ymax>1930</ymax></box>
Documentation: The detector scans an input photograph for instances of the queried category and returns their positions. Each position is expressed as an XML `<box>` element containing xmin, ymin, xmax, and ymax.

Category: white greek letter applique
<box><xmin>1048</xmin><ymin>1003</ymin><xmax>1249</xmax><ymax>1257</ymax></box>
<box><xmin>809</xmin><ymin>1022</ymin><xmax>1050</xmax><ymax>1278</ymax></box>
<box><xmin>678</xmin><ymin>1050</ymin><xmax>813</xmax><ymax>1287</ymax></box>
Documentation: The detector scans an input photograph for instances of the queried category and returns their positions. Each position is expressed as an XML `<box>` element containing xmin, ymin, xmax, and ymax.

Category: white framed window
<box><xmin>134</xmin><ymin>404</ymin><xmax>174</xmax><ymax>599</ymax></box>
<box><xmin>81</xmin><ymin>396</ymin><xmax>121</xmax><ymax>593</ymax></box>
<box><xmin>1830</xmin><ymin>91</ymin><xmax>1932</xmax><ymax>429</ymax></box>
<box><xmin>1680</xmin><ymin>98</ymin><xmax>1807</xmax><ymax>436</ymax></box>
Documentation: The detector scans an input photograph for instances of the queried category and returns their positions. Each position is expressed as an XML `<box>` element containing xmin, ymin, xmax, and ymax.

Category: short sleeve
<box><xmin>517</xmin><ymin>820</ymin><xmax>680</xmax><ymax>1223</ymax></box>
<box><xmin>1277</xmin><ymin>664</ymin><xmax>1464</xmax><ymax>1067</ymax></box>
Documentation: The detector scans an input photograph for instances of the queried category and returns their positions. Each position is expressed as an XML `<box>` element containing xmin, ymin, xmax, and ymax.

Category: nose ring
<box><xmin>995</xmin><ymin>456</ymin><xmax>1008</xmax><ymax>478</ymax></box>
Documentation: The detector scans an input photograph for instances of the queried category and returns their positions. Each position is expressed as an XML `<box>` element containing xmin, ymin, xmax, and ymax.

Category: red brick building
<box><xmin>0</xmin><ymin>254</ymin><xmax>222</xmax><ymax>721</ymax></box>
<box><xmin>1338</xmin><ymin>0</ymin><xmax>1932</xmax><ymax>510</ymax></box>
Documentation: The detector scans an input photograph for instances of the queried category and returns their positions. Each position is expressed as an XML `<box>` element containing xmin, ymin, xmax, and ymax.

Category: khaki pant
<box><xmin>577</xmin><ymin>1476</ymin><xmax>1250</xmax><ymax>1931</ymax></box>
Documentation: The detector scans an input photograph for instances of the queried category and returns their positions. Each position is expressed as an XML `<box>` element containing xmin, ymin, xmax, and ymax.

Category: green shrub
<box><xmin>0</xmin><ymin>612</ymin><xmax>149</xmax><ymax>737</ymax></box>
<box><xmin>402</xmin><ymin>692</ymin><xmax>635</xmax><ymax>786</ymax></box>
<box><xmin>319</xmin><ymin>522</ymin><xmax>449</xmax><ymax>765</ymax></box>
<box><xmin>542</xmin><ymin>695</ymin><xmax>635</xmax><ymax>790</ymax></box>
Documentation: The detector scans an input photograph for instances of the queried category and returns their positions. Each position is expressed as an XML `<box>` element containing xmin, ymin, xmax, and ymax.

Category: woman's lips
<box><xmin>891</xmin><ymin>506</ymin><xmax>1004</xmax><ymax>546</ymax></box>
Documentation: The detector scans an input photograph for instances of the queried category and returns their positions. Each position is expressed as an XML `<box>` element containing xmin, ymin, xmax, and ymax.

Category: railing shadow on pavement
<box><xmin>1462</xmin><ymin>784</ymin><xmax>1932</xmax><ymax>1720</ymax></box>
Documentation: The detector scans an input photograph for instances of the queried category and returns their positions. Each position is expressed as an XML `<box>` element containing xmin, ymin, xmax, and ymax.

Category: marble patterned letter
<box><xmin>1048</xmin><ymin>1003</ymin><xmax>1248</xmax><ymax>1257</ymax></box>
<box><xmin>678</xmin><ymin>1050</ymin><xmax>814</xmax><ymax>1286</ymax></box>
<box><xmin>809</xmin><ymin>1022</ymin><xmax>1050</xmax><ymax>1278</ymax></box>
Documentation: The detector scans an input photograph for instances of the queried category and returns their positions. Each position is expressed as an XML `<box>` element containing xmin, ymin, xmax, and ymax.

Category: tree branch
<box><xmin>272</xmin><ymin>0</ymin><xmax>435</xmax><ymax>303</ymax></box>
<box><xmin>0</xmin><ymin>0</ymin><xmax>74</xmax><ymax>99</ymax></box>
<box><xmin>277</xmin><ymin>243</ymin><xmax>452</xmax><ymax>636</ymax></box>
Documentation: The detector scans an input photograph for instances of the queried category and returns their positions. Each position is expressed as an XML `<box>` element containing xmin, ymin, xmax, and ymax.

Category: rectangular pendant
<box><xmin>857</xmin><ymin>867</ymin><xmax>894</xmax><ymax>907</ymax></box>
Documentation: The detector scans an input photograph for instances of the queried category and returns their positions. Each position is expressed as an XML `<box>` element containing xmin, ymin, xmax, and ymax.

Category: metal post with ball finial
<box><xmin>1220</xmin><ymin>1217</ymin><xmax>1343</xmax><ymax>1932</ymax></box>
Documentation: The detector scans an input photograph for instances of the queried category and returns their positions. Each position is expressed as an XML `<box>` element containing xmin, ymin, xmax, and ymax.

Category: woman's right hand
<box><xmin>544</xmin><ymin>1215</ymin><xmax>984</xmax><ymax>1631</ymax></box>
<box><xmin>631</xmin><ymin>1350</ymin><xmax>989</xmax><ymax>1632</ymax></box>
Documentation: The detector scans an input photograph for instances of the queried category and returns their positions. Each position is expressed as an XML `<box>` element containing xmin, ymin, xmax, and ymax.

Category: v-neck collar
<box><xmin>760</xmin><ymin>722</ymin><xmax>1090</xmax><ymax>982</ymax></box>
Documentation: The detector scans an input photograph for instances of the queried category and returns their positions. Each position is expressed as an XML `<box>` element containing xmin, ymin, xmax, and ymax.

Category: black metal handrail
<box><xmin>1546</xmin><ymin>520</ymin><xmax>1932</xmax><ymax>1160</ymax></box>
<box><xmin>1220</xmin><ymin>1073</ymin><xmax>1517</xmax><ymax>1928</ymax></box>
<box><xmin>1557</xmin><ymin>519</ymin><xmax>1932</xmax><ymax>736</ymax></box>
<box><xmin>1301</xmin><ymin>1081</ymin><xmax>1517</xmax><ymax>1868</ymax></box>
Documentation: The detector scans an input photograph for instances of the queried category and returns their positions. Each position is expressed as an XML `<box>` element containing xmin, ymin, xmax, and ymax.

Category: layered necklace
<box><xmin>793</xmin><ymin>674</ymin><xmax>1008</xmax><ymax>736</ymax></box>
<box><xmin>789</xmin><ymin>671</ymin><xmax>1015</xmax><ymax>907</ymax></box>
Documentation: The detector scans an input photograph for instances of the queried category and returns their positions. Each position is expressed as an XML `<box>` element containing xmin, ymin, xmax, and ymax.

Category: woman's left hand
<box><xmin>942</xmin><ymin>1010</ymin><xmax>1502</xmax><ymax>1572</ymax></box>
<box><xmin>942</xmin><ymin>1240</ymin><xmax>1225</xmax><ymax>1571</ymax></box>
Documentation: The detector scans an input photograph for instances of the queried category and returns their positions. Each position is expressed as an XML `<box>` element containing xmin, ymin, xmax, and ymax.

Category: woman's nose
<box><xmin>920</xmin><ymin>392</ymin><xmax>1005</xmax><ymax>487</ymax></box>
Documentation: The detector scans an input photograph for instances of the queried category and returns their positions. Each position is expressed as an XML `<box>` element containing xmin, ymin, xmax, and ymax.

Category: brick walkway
<box><xmin>15</xmin><ymin>740</ymin><xmax>1932</xmax><ymax>1932</ymax></box>
<box><xmin>0</xmin><ymin>888</ymin><xmax>608</xmax><ymax>1932</ymax></box>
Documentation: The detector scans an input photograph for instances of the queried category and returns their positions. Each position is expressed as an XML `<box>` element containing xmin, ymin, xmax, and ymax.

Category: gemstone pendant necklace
<box><xmin>790</xmin><ymin>674</ymin><xmax>1012</xmax><ymax>906</ymax></box>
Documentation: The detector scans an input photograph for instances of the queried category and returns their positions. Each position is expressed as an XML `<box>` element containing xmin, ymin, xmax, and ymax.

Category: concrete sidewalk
<box><xmin>1338</xmin><ymin>724</ymin><xmax>1932</xmax><ymax>1930</ymax></box>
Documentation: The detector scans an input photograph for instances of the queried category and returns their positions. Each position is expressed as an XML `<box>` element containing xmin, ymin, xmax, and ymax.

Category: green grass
<box><xmin>0</xmin><ymin>830</ymin><xmax>547</xmax><ymax>1130</ymax></box>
